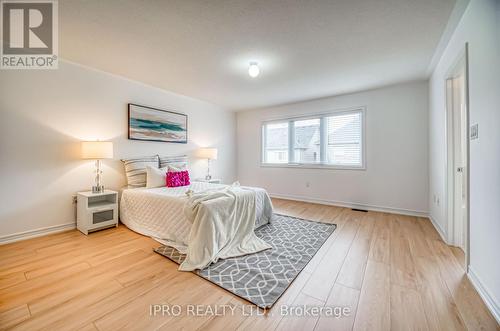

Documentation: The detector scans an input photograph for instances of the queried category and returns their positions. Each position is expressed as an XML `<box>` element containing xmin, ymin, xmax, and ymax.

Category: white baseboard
<box><xmin>428</xmin><ymin>215</ymin><xmax>449</xmax><ymax>244</ymax></box>
<box><xmin>0</xmin><ymin>222</ymin><xmax>76</xmax><ymax>245</ymax></box>
<box><xmin>269</xmin><ymin>193</ymin><xmax>428</xmax><ymax>218</ymax></box>
<box><xmin>467</xmin><ymin>266</ymin><xmax>500</xmax><ymax>324</ymax></box>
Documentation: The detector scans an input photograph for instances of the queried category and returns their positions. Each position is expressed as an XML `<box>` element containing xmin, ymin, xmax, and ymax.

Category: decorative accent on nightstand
<box><xmin>196</xmin><ymin>148</ymin><xmax>218</xmax><ymax>180</ymax></box>
<box><xmin>76</xmin><ymin>190</ymin><xmax>118</xmax><ymax>235</ymax></box>
<box><xmin>81</xmin><ymin>141</ymin><xmax>114</xmax><ymax>193</ymax></box>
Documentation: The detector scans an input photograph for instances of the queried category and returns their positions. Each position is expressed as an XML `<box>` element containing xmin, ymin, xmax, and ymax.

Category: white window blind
<box><xmin>262</xmin><ymin>108</ymin><xmax>364</xmax><ymax>169</ymax></box>
<box><xmin>326</xmin><ymin>112</ymin><xmax>362</xmax><ymax>166</ymax></box>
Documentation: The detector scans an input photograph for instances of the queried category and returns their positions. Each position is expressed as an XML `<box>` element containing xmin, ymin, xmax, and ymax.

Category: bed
<box><xmin>120</xmin><ymin>181</ymin><xmax>273</xmax><ymax>253</ymax></box>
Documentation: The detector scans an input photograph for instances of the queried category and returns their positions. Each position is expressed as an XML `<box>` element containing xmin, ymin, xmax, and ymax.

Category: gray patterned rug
<box><xmin>154</xmin><ymin>214</ymin><xmax>336</xmax><ymax>309</ymax></box>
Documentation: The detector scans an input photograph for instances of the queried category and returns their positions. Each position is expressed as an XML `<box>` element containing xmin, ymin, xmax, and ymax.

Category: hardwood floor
<box><xmin>0</xmin><ymin>199</ymin><xmax>498</xmax><ymax>330</ymax></box>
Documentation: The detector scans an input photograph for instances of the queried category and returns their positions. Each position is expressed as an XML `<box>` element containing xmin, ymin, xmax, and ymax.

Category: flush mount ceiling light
<box><xmin>248</xmin><ymin>62</ymin><xmax>260</xmax><ymax>78</ymax></box>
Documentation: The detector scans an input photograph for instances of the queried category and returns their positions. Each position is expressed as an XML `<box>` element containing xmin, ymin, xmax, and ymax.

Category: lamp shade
<box><xmin>81</xmin><ymin>141</ymin><xmax>114</xmax><ymax>159</ymax></box>
<box><xmin>197</xmin><ymin>148</ymin><xmax>218</xmax><ymax>160</ymax></box>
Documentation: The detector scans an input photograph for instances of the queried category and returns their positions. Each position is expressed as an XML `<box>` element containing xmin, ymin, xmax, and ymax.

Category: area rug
<box><xmin>154</xmin><ymin>213</ymin><xmax>336</xmax><ymax>309</ymax></box>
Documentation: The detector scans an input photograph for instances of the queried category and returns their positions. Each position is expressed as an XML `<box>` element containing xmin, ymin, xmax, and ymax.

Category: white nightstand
<box><xmin>76</xmin><ymin>190</ymin><xmax>118</xmax><ymax>235</ymax></box>
<box><xmin>194</xmin><ymin>178</ymin><xmax>222</xmax><ymax>184</ymax></box>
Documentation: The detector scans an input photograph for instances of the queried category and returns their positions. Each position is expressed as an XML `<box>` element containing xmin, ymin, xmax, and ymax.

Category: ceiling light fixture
<box><xmin>248</xmin><ymin>62</ymin><xmax>260</xmax><ymax>78</ymax></box>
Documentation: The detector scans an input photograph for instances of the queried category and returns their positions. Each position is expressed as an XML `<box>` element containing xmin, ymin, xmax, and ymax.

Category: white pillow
<box><xmin>146</xmin><ymin>166</ymin><xmax>168</xmax><ymax>188</ymax></box>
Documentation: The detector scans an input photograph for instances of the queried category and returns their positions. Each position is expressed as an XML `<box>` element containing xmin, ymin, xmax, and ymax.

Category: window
<box><xmin>326</xmin><ymin>112</ymin><xmax>362</xmax><ymax>166</ymax></box>
<box><xmin>294</xmin><ymin>119</ymin><xmax>321</xmax><ymax>164</ymax></box>
<box><xmin>262</xmin><ymin>122</ymin><xmax>289</xmax><ymax>164</ymax></box>
<box><xmin>262</xmin><ymin>108</ymin><xmax>364</xmax><ymax>169</ymax></box>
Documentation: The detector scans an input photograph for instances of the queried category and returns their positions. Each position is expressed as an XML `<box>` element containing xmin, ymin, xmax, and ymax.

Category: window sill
<box><xmin>260</xmin><ymin>163</ymin><xmax>366</xmax><ymax>171</ymax></box>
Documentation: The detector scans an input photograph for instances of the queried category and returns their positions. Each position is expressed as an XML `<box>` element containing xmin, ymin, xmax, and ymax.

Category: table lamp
<box><xmin>197</xmin><ymin>148</ymin><xmax>218</xmax><ymax>180</ymax></box>
<box><xmin>81</xmin><ymin>141</ymin><xmax>114</xmax><ymax>193</ymax></box>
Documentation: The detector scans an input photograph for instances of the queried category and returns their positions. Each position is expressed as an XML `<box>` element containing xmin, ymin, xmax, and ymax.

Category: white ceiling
<box><xmin>60</xmin><ymin>0</ymin><xmax>456</xmax><ymax>111</ymax></box>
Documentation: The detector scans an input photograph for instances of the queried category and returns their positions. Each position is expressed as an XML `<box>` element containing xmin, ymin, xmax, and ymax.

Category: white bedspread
<box><xmin>180</xmin><ymin>185</ymin><xmax>272</xmax><ymax>271</ymax></box>
<box><xmin>120</xmin><ymin>182</ymin><xmax>273</xmax><ymax>252</ymax></box>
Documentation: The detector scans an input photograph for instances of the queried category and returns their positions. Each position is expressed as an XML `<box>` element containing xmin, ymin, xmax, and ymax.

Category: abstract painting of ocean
<box><xmin>128</xmin><ymin>104</ymin><xmax>187</xmax><ymax>143</ymax></box>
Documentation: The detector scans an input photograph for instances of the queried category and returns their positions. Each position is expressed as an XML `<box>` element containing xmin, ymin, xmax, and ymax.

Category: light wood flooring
<box><xmin>0</xmin><ymin>199</ymin><xmax>498</xmax><ymax>330</ymax></box>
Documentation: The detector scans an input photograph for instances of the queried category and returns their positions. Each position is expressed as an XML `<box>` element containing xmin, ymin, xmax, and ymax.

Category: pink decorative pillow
<box><xmin>166</xmin><ymin>170</ymin><xmax>190</xmax><ymax>187</ymax></box>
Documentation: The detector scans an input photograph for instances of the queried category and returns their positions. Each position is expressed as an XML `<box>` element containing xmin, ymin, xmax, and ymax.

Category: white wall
<box><xmin>428</xmin><ymin>0</ymin><xmax>500</xmax><ymax>321</ymax></box>
<box><xmin>0</xmin><ymin>60</ymin><xmax>236</xmax><ymax>240</ymax></box>
<box><xmin>237</xmin><ymin>81</ymin><xmax>429</xmax><ymax>215</ymax></box>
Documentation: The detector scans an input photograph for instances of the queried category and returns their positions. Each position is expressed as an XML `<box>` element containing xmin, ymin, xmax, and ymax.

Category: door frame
<box><xmin>444</xmin><ymin>43</ymin><xmax>470</xmax><ymax>269</ymax></box>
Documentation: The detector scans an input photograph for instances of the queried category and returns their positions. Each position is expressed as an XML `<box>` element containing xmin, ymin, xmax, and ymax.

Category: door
<box><xmin>446</xmin><ymin>53</ymin><xmax>468</xmax><ymax>256</ymax></box>
<box><xmin>452</xmin><ymin>73</ymin><xmax>467</xmax><ymax>251</ymax></box>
